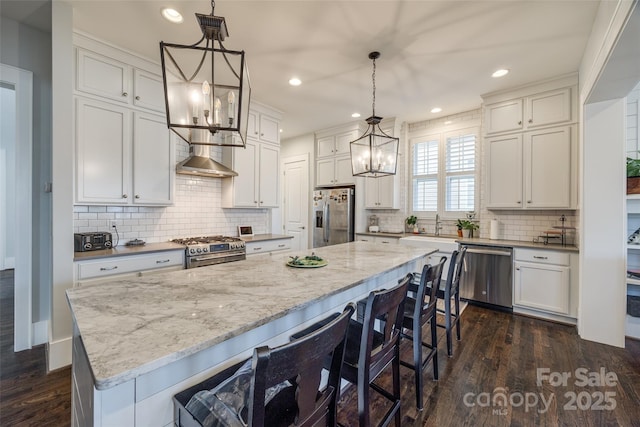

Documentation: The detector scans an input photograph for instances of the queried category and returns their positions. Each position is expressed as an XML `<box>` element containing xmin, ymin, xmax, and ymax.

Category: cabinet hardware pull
<box><xmin>528</xmin><ymin>119</ymin><xmax>533</xmax><ymax>123</ymax></box>
<box><xmin>278</xmin><ymin>244</ymin><xmax>285</xmax><ymax>247</ymax></box>
<box><xmin>135</xmin><ymin>96</ymin><xmax>140</xmax><ymax>100</ymax></box>
<box><xmin>122</xmin><ymin>194</ymin><xmax>128</xmax><ymax>199</ymax></box>
<box><xmin>100</xmin><ymin>266</ymin><xmax>118</xmax><ymax>271</ymax></box>
<box><xmin>122</xmin><ymin>92</ymin><xmax>128</xmax><ymax>97</ymax></box>
<box><xmin>156</xmin><ymin>259</ymin><xmax>170</xmax><ymax>264</ymax></box>
<box><xmin>517</xmin><ymin>200</ymin><xmax>521</xmax><ymax>204</ymax></box>
<box><xmin>298</xmin><ymin>226</ymin><xmax>306</xmax><ymax>229</ymax></box>
<box><xmin>254</xmin><ymin>247</ymin><xmax>262</xmax><ymax>251</ymax></box>
<box><xmin>518</xmin><ymin>120</ymin><xmax>522</xmax><ymax>125</ymax></box>
<box><xmin>533</xmin><ymin>256</ymin><xmax>548</xmax><ymax>260</ymax></box>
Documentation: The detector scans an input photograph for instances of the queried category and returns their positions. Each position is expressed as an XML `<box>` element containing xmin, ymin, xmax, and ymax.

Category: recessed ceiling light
<box><xmin>288</xmin><ymin>77</ymin><xmax>302</xmax><ymax>86</ymax></box>
<box><xmin>352</xmin><ymin>113</ymin><xmax>361</xmax><ymax>118</ymax></box>
<box><xmin>492</xmin><ymin>69</ymin><xmax>509</xmax><ymax>78</ymax></box>
<box><xmin>279</xmin><ymin>129</ymin><xmax>283</xmax><ymax>133</ymax></box>
<box><xmin>430</xmin><ymin>107</ymin><xmax>442</xmax><ymax>113</ymax></box>
<box><xmin>161</xmin><ymin>8</ymin><xmax>183</xmax><ymax>23</ymax></box>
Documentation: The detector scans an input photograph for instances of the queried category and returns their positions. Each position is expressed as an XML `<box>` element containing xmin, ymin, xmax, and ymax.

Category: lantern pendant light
<box><xmin>160</xmin><ymin>0</ymin><xmax>251</xmax><ymax>148</ymax></box>
<box><xmin>350</xmin><ymin>51</ymin><xmax>399</xmax><ymax>177</ymax></box>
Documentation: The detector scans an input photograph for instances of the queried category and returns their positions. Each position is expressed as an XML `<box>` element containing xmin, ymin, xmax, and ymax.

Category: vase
<box><xmin>628</xmin><ymin>177</ymin><xmax>640</xmax><ymax>194</ymax></box>
<box><xmin>462</xmin><ymin>229</ymin><xmax>471</xmax><ymax>238</ymax></box>
<box><xmin>413</xmin><ymin>225</ymin><xmax>419</xmax><ymax>234</ymax></box>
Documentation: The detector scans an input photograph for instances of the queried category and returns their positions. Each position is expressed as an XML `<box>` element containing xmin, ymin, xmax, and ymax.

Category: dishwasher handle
<box><xmin>463</xmin><ymin>247</ymin><xmax>512</xmax><ymax>257</ymax></box>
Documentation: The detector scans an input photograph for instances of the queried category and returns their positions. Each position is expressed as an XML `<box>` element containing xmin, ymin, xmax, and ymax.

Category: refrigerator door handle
<box><xmin>323</xmin><ymin>202</ymin><xmax>330</xmax><ymax>243</ymax></box>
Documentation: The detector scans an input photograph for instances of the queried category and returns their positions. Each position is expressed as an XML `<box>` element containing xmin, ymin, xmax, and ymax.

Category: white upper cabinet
<box><xmin>315</xmin><ymin>124</ymin><xmax>362</xmax><ymax>187</ymax></box>
<box><xmin>247</xmin><ymin>110</ymin><xmax>280</xmax><ymax>144</ymax></box>
<box><xmin>76</xmin><ymin>47</ymin><xmax>165</xmax><ymax>114</ymax></box>
<box><xmin>484</xmin><ymin>85</ymin><xmax>574</xmax><ymax>136</ymax></box>
<box><xmin>486</xmin><ymin>126</ymin><xmax>576</xmax><ymax>209</ymax></box>
<box><xmin>73</xmin><ymin>34</ymin><xmax>174</xmax><ymax>206</ymax></box>
<box><xmin>483</xmin><ymin>75</ymin><xmax>578</xmax><ymax>210</ymax></box>
<box><xmin>365</xmin><ymin>174</ymin><xmax>400</xmax><ymax>209</ymax></box>
<box><xmin>221</xmin><ymin>102</ymin><xmax>282</xmax><ymax>209</ymax></box>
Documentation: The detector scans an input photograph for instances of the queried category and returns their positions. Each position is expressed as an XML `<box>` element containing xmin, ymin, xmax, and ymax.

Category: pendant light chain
<box><xmin>371</xmin><ymin>55</ymin><xmax>376</xmax><ymax>117</ymax></box>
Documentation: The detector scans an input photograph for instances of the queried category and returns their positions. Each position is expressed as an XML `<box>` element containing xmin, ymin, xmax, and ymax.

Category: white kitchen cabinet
<box><xmin>75</xmin><ymin>98</ymin><xmax>174</xmax><ymax>205</ymax></box>
<box><xmin>221</xmin><ymin>140</ymin><xmax>280</xmax><ymax>208</ymax></box>
<box><xmin>76</xmin><ymin>47</ymin><xmax>165</xmax><ymax>114</ymax></box>
<box><xmin>484</xmin><ymin>87</ymin><xmax>572</xmax><ymax>135</ymax></box>
<box><xmin>247</xmin><ymin>110</ymin><xmax>280</xmax><ymax>144</ymax></box>
<box><xmin>75</xmin><ymin>250</ymin><xmax>185</xmax><ymax>284</ymax></box>
<box><xmin>245</xmin><ymin>238</ymin><xmax>292</xmax><ymax>255</ymax></box>
<box><xmin>514</xmin><ymin>248</ymin><xmax>570</xmax><ymax>315</ymax></box>
<box><xmin>486</xmin><ymin>126</ymin><xmax>576</xmax><ymax>209</ymax></box>
<box><xmin>316</xmin><ymin>129</ymin><xmax>358</xmax><ymax>158</ymax></box>
<box><xmin>316</xmin><ymin>156</ymin><xmax>355</xmax><ymax>187</ymax></box>
<box><xmin>364</xmin><ymin>174</ymin><xmax>399</xmax><ymax>209</ymax></box>
<box><xmin>355</xmin><ymin>234</ymin><xmax>399</xmax><ymax>245</ymax></box>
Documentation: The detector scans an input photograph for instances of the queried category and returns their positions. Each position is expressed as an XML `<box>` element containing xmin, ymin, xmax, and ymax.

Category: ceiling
<box><xmin>5</xmin><ymin>1</ymin><xmax>600</xmax><ymax>139</ymax></box>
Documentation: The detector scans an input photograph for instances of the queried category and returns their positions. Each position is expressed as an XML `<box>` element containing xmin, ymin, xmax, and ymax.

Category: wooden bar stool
<box><xmin>400</xmin><ymin>257</ymin><xmax>446</xmax><ymax>411</ymax></box>
<box><xmin>436</xmin><ymin>247</ymin><xmax>467</xmax><ymax>357</ymax></box>
<box><xmin>339</xmin><ymin>275</ymin><xmax>411</xmax><ymax>427</ymax></box>
<box><xmin>175</xmin><ymin>303</ymin><xmax>355</xmax><ymax>427</ymax></box>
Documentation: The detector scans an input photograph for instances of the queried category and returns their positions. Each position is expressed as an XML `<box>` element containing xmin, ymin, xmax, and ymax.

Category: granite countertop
<box><xmin>73</xmin><ymin>242</ymin><xmax>185</xmax><ymax>261</ymax></box>
<box><xmin>241</xmin><ymin>233</ymin><xmax>293</xmax><ymax>243</ymax></box>
<box><xmin>66</xmin><ymin>241</ymin><xmax>436</xmax><ymax>390</ymax></box>
<box><xmin>456</xmin><ymin>237</ymin><xmax>578</xmax><ymax>252</ymax></box>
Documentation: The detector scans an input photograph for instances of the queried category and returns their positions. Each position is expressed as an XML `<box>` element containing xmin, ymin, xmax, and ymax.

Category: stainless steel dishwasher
<box><xmin>459</xmin><ymin>244</ymin><xmax>513</xmax><ymax>309</ymax></box>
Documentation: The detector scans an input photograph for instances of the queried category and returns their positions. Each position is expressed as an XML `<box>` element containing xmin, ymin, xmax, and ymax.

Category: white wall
<box><xmin>0</xmin><ymin>14</ymin><xmax>52</xmax><ymax>326</ymax></box>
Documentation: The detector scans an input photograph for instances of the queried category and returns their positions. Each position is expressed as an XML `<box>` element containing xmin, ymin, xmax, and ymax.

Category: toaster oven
<box><xmin>74</xmin><ymin>232</ymin><xmax>113</xmax><ymax>252</ymax></box>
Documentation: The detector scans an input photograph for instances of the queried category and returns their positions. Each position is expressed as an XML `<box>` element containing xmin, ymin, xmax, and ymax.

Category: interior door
<box><xmin>283</xmin><ymin>155</ymin><xmax>309</xmax><ymax>251</ymax></box>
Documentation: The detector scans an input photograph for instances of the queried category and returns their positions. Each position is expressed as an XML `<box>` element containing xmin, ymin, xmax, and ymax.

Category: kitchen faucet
<box><xmin>435</xmin><ymin>214</ymin><xmax>442</xmax><ymax>236</ymax></box>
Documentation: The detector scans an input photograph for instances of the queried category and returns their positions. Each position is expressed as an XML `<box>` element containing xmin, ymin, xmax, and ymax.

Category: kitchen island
<box><xmin>66</xmin><ymin>241</ymin><xmax>436</xmax><ymax>427</ymax></box>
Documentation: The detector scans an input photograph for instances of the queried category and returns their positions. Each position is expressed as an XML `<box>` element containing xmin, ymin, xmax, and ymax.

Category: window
<box><xmin>410</xmin><ymin>128</ymin><xmax>478</xmax><ymax>217</ymax></box>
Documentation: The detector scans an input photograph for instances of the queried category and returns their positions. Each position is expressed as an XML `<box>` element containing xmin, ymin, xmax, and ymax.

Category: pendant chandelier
<box><xmin>350</xmin><ymin>51</ymin><xmax>399</xmax><ymax>177</ymax></box>
<box><xmin>160</xmin><ymin>1</ymin><xmax>251</xmax><ymax>147</ymax></box>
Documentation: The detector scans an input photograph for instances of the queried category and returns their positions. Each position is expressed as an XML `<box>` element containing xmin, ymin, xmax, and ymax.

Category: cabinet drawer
<box><xmin>246</xmin><ymin>239</ymin><xmax>292</xmax><ymax>255</ymax></box>
<box><xmin>514</xmin><ymin>248</ymin><xmax>569</xmax><ymax>266</ymax></box>
<box><xmin>76</xmin><ymin>250</ymin><xmax>184</xmax><ymax>280</ymax></box>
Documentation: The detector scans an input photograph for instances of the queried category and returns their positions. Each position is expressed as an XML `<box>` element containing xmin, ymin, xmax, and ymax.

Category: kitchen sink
<box><xmin>398</xmin><ymin>235</ymin><xmax>459</xmax><ymax>252</ymax></box>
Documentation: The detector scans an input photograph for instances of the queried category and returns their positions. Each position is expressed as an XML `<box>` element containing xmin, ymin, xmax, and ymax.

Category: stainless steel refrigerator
<box><xmin>313</xmin><ymin>187</ymin><xmax>355</xmax><ymax>248</ymax></box>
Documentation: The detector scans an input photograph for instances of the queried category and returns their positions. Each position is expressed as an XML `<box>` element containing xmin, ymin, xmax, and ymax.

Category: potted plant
<box><xmin>628</xmin><ymin>157</ymin><xmax>640</xmax><ymax>194</ymax></box>
<box><xmin>456</xmin><ymin>219</ymin><xmax>465</xmax><ymax>237</ymax></box>
<box><xmin>406</xmin><ymin>215</ymin><xmax>418</xmax><ymax>233</ymax></box>
<box><xmin>461</xmin><ymin>220</ymin><xmax>479</xmax><ymax>238</ymax></box>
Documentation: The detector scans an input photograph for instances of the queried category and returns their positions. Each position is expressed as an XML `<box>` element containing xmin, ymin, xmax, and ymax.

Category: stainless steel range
<box><xmin>172</xmin><ymin>236</ymin><xmax>246</xmax><ymax>269</ymax></box>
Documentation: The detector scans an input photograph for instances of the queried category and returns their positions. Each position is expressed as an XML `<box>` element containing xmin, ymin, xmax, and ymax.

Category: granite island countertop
<box><xmin>66</xmin><ymin>241</ymin><xmax>436</xmax><ymax>390</ymax></box>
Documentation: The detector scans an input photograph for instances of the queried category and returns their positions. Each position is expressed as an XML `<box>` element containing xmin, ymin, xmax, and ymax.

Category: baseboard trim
<box><xmin>32</xmin><ymin>320</ymin><xmax>48</xmax><ymax>346</ymax></box>
<box><xmin>47</xmin><ymin>336</ymin><xmax>72</xmax><ymax>372</ymax></box>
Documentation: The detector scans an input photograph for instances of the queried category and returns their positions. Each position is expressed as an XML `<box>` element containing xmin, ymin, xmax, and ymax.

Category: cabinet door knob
<box><xmin>529</xmin><ymin>119</ymin><xmax>533</xmax><ymax>123</ymax></box>
<box><xmin>135</xmin><ymin>195</ymin><xmax>140</xmax><ymax>199</ymax></box>
<box><xmin>122</xmin><ymin>92</ymin><xmax>128</xmax><ymax>97</ymax></box>
<box><xmin>254</xmin><ymin>131</ymin><xmax>259</xmax><ymax>135</ymax></box>
<box><xmin>517</xmin><ymin>200</ymin><xmax>521</xmax><ymax>204</ymax></box>
<box><xmin>260</xmin><ymin>201</ymin><xmax>263</xmax><ymax>204</ymax></box>
<box><xmin>254</xmin><ymin>200</ymin><xmax>258</xmax><ymax>203</ymax></box>
<box><xmin>135</xmin><ymin>96</ymin><xmax>141</xmax><ymax>101</ymax></box>
<box><xmin>527</xmin><ymin>200</ymin><xmax>532</xmax><ymax>203</ymax></box>
<box><xmin>122</xmin><ymin>194</ymin><xmax>128</xmax><ymax>199</ymax></box>
<box><xmin>299</xmin><ymin>226</ymin><xmax>306</xmax><ymax>229</ymax></box>
<box><xmin>261</xmin><ymin>133</ymin><xmax>264</xmax><ymax>136</ymax></box>
<box><xmin>518</xmin><ymin>120</ymin><xmax>522</xmax><ymax>125</ymax></box>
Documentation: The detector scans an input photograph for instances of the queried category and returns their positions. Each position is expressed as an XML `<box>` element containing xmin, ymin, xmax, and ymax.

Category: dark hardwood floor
<box><xmin>1</xmin><ymin>268</ymin><xmax>639</xmax><ymax>426</ymax></box>
<box><xmin>0</xmin><ymin>269</ymin><xmax>71</xmax><ymax>426</ymax></box>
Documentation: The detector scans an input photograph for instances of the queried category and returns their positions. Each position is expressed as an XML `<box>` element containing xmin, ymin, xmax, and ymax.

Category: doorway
<box><xmin>282</xmin><ymin>154</ymin><xmax>310</xmax><ymax>251</ymax></box>
<box><xmin>0</xmin><ymin>63</ymin><xmax>33</xmax><ymax>352</ymax></box>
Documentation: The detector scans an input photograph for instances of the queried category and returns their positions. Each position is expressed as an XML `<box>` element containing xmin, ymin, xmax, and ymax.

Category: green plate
<box><xmin>286</xmin><ymin>256</ymin><xmax>328</xmax><ymax>268</ymax></box>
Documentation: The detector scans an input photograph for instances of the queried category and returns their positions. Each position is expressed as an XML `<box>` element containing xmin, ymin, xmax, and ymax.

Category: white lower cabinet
<box><xmin>513</xmin><ymin>248</ymin><xmax>572</xmax><ymax>316</ymax></box>
<box><xmin>75</xmin><ymin>251</ymin><xmax>184</xmax><ymax>284</ymax></box>
<box><xmin>245</xmin><ymin>238</ymin><xmax>292</xmax><ymax>255</ymax></box>
<box><xmin>355</xmin><ymin>234</ymin><xmax>399</xmax><ymax>245</ymax></box>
